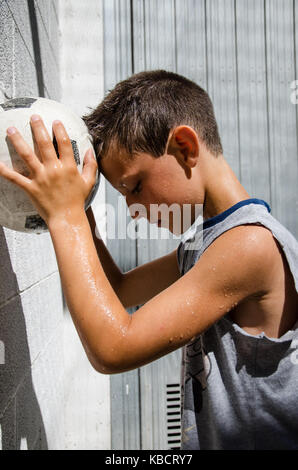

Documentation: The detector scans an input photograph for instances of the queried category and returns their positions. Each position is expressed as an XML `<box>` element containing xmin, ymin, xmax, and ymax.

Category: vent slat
<box><xmin>166</xmin><ymin>383</ymin><xmax>181</xmax><ymax>450</ymax></box>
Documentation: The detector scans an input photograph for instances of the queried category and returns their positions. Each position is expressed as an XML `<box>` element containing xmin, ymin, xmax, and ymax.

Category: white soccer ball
<box><xmin>0</xmin><ymin>97</ymin><xmax>100</xmax><ymax>233</ymax></box>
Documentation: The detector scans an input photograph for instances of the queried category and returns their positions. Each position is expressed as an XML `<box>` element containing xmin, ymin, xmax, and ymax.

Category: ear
<box><xmin>167</xmin><ymin>126</ymin><xmax>199</xmax><ymax>168</ymax></box>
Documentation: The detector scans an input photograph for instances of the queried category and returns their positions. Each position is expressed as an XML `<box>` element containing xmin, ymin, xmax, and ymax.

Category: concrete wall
<box><xmin>0</xmin><ymin>0</ymin><xmax>109</xmax><ymax>450</ymax></box>
<box><xmin>59</xmin><ymin>0</ymin><xmax>110</xmax><ymax>450</ymax></box>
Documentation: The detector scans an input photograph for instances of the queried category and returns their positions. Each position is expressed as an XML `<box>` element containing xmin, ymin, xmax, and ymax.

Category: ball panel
<box><xmin>52</xmin><ymin>136</ymin><xmax>80</xmax><ymax>165</ymax></box>
<box><xmin>25</xmin><ymin>214</ymin><xmax>48</xmax><ymax>231</ymax></box>
<box><xmin>0</xmin><ymin>97</ymin><xmax>37</xmax><ymax>111</ymax></box>
<box><xmin>0</xmin><ymin>97</ymin><xmax>99</xmax><ymax>233</ymax></box>
<box><xmin>71</xmin><ymin>140</ymin><xmax>80</xmax><ymax>165</ymax></box>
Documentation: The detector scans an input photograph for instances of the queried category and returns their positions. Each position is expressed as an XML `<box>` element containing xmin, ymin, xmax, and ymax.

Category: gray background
<box><xmin>104</xmin><ymin>0</ymin><xmax>298</xmax><ymax>450</ymax></box>
<box><xmin>0</xmin><ymin>0</ymin><xmax>109</xmax><ymax>450</ymax></box>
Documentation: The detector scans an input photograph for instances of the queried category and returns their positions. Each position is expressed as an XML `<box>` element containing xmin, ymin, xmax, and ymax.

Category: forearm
<box><xmin>86</xmin><ymin>207</ymin><xmax>123</xmax><ymax>292</ymax></box>
<box><xmin>48</xmin><ymin>209</ymin><xmax>130</xmax><ymax>373</ymax></box>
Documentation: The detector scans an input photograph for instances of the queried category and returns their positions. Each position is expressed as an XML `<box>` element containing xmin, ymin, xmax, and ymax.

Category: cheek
<box><xmin>146</xmin><ymin>178</ymin><xmax>173</xmax><ymax>199</ymax></box>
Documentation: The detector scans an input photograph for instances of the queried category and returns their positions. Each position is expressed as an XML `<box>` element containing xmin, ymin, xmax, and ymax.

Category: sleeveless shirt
<box><xmin>176</xmin><ymin>199</ymin><xmax>298</xmax><ymax>450</ymax></box>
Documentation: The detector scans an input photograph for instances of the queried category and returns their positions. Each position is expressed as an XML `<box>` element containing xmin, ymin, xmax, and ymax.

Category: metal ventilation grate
<box><xmin>166</xmin><ymin>383</ymin><xmax>181</xmax><ymax>449</ymax></box>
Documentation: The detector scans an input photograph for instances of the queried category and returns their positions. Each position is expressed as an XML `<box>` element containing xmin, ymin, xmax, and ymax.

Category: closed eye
<box><xmin>132</xmin><ymin>181</ymin><xmax>142</xmax><ymax>195</ymax></box>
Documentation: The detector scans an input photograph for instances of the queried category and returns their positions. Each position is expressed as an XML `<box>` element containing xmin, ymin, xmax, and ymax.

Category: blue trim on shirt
<box><xmin>203</xmin><ymin>198</ymin><xmax>271</xmax><ymax>230</ymax></box>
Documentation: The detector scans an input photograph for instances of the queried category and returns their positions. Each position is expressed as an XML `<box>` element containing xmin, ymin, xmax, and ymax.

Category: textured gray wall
<box><xmin>59</xmin><ymin>0</ymin><xmax>110</xmax><ymax>450</ymax></box>
<box><xmin>0</xmin><ymin>0</ymin><xmax>109</xmax><ymax>450</ymax></box>
<box><xmin>0</xmin><ymin>0</ymin><xmax>63</xmax><ymax>450</ymax></box>
<box><xmin>104</xmin><ymin>0</ymin><xmax>298</xmax><ymax>450</ymax></box>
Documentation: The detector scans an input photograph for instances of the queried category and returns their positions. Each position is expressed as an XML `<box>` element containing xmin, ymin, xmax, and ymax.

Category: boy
<box><xmin>0</xmin><ymin>70</ymin><xmax>297</xmax><ymax>450</ymax></box>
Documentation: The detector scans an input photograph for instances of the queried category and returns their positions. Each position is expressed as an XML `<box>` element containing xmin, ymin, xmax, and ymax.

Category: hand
<box><xmin>0</xmin><ymin>115</ymin><xmax>98</xmax><ymax>226</ymax></box>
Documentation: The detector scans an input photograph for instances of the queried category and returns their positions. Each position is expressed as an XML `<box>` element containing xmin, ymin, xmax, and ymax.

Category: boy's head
<box><xmin>83</xmin><ymin>70</ymin><xmax>223</xmax><ymax>233</ymax></box>
<box><xmin>83</xmin><ymin>69</ymin><xmax>222</xmax><ymax>160</ymax></box>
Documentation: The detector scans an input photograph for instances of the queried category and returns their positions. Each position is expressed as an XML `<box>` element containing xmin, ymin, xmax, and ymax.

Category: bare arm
<box><xmin>85</xmin><ymin>206</ymin><xmax>123</xmax><ymax>293</ymax></box>
<box><xmin>118</xmin><ymin>249</ymin><xmax>181</xmax><ymax>308</ymax></box>
<box><xmin>47</xmin><ymin>220</ymin><xmax>271</xmax><ymax>374</ymax></box>
<box><xmin>86</xmin><ymin>206</ymin><xmax>181</xmax><ymax>308</ymax></box>
<box><xmin>0</xmin><ymin>117</ymin><xmax>271</xmax><ymax>376</ymax></box>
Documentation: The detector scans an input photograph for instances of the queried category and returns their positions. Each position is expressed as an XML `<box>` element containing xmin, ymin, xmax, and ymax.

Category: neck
<box><xmin>202</xmin><ymin>153</ymin><xmax>251</xmax><ymax>221</ymax></box>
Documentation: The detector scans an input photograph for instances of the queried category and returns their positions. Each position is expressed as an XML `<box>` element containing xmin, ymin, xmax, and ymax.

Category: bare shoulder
<box><xmin>195</xmin><ymin>223</ymin><xmax>277</xmax><ymax>296</ymax></box>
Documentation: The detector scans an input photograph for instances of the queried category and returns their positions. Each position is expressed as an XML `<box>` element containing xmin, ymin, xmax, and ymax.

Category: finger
<box><xmin>52</xmin><ymin>120</ymin><xmax>75</xmax><ymax>166</ymax></box>
<box><xmin>30</xmin><ymin>115</ymin><xmax>56</xmax><ymax>164</ymax></box>
<box><xmin>82</xmin><ymin>148</ymin><xmax>98</xmax><ymax>188</ymax></box>
<box><xmin>0</xmin><ymin>161</ymin><xmax>31</xmax><ymax>191</ymax></box>
<box><xmin>6</xmin><ymin>126</ymin><xmax>43</xmax><ymax>175</ymax></box>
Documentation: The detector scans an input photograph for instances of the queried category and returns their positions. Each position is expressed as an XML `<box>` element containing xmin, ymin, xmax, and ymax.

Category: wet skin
<box><xmin>0</xmin><ymin>118</ymin><xmax>297</xmax><ymax>374</ymax></box>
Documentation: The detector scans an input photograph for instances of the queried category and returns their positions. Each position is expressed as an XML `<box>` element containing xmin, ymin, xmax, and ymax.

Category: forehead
<box><xmin>99</xmin><ymin>146</ymin><xmax>144</xmax><ymax>187</ymax></box>
<box><xmin>100</xmin><ymin>147</ymin><xmax>129</xmax><ymax>177</ymax></box>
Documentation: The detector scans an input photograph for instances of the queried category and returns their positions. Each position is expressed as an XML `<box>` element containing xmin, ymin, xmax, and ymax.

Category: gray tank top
<box><xmin>177</xmin><ymin>199</ymin><xmax>298</xmax><ymax>450</ymax></box>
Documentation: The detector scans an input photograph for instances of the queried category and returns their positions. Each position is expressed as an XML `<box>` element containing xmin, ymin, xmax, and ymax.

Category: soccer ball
<box><xmin>0</xmin><ymin>97</ymin><xmax>100</xmax><ymax>233</ymax></box>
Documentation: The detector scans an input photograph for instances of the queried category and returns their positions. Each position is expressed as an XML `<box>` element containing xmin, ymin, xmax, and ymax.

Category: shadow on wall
<box><xmin>0</xmin><ymin>227</ymin><xmax>47</xmax><ymax>450</ymax></box>
<box><xmin>27</xmin><ymin>0</ymin><xmax>45</xmax><ymax>98</ymax></box>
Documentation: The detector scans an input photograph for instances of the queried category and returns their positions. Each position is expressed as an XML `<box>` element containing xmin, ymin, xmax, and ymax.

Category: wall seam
<box><xmin>0</xmin><ymin>270</ymin><xmax>59</xmax><ymax>310</ymax></box>
<box><xmin>204</xmin><ymin>0</ymin><xmax>209</xmax><ymax>91</ymax></box>
<box><xmin>5</xmin><ymin>0</ymin><xmax>35</xmax><ymax>65</ymax></box>
<box><xmin>5</xmin><ymin>0</ymin><xmax>59</xmax><ymax>74</ymax></box>
<box><xmin>293</xmin><ymin>0</ymin><xmax>298</xmax><ymax>163</ymax></box>
<box><xmin>264</xmin><ymin>0</ymin><xmax>273</xmax><ymax>208</ymax></box>
<box><xmin>51</xmin><ymin>0</ymin><xmax>59</xmax><ymax>24</ymax></box>
<box><xmin>4</xmin><ymin>0</ymin><xmax>53</xmax><ymax>98</ymax></box>
<box><xmin>33</xmin><ymin>0</ymin><xmax>60</xmax><ymax>70</ymax></box>
<box><xmin>234</xmin><ymin>0</ymin><xmax>242</xmax><ymax>182</ymax></box>
<box><xmin>173</xmin><ymin>0</ymin><xmax>178</xmax><ymax>73</ymax></box>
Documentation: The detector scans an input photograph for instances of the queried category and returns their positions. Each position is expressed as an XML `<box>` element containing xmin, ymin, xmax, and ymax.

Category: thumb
<box><xmin>82</xmin><ymin>148</ymin><xmax>98</xmax><ymax>187</ymax></box>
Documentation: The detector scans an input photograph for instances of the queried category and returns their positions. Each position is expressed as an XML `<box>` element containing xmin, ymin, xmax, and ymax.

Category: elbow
<box><xmin>87</xmin><ymin>345</ymin><xmax>131</xmax><ymax>376</ymax></box>
<box><xmin>87</xmin><ymin>355</ymin><xmax>122</xmax><ymax>375</ymax></box>
<box><xmin>91</xmin><ymin>359</ymin><xmax>129</xmax><ymax>375</ymax></box>
<box><xmin>82</xmin><ymin>346</ymin><xmax>118</xmax><ymax>375</ymax></box>
<box><xmin>85</xmin><ymin>312</ymin><xmax>133</xmax><ymax>375</ymax></box>
<box><xmin>92</xmin><ymin>363</ymin><xmax>118</xmax><ymax>375</ymax></box>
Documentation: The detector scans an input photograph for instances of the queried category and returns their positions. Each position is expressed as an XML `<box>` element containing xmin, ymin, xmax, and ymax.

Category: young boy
<box><xmin>1</xmin><ymin>70</ymin><xmax>297</xmax><ymax>450</ymax></box>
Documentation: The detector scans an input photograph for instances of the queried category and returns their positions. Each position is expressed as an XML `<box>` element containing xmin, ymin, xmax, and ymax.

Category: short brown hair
<box><xmin>83</xmin><ymin>70</ymin><xmax>223</xmax><ymax>160</ymax></box>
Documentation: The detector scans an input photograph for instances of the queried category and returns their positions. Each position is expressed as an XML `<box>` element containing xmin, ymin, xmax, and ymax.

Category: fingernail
<box><xmin>30</xmin><ymin>114</ymin><xmax>40</xmax><ymax>122</ymax></box>
<box><xmin>7</xmin><ymin>127</ymin><xmax>16</xmax><ymax>135</ymax></box>
<box><xmin>53</xmin><ymin>120</ymin><xmax>61</xmax><ymax>126</ymax></box>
